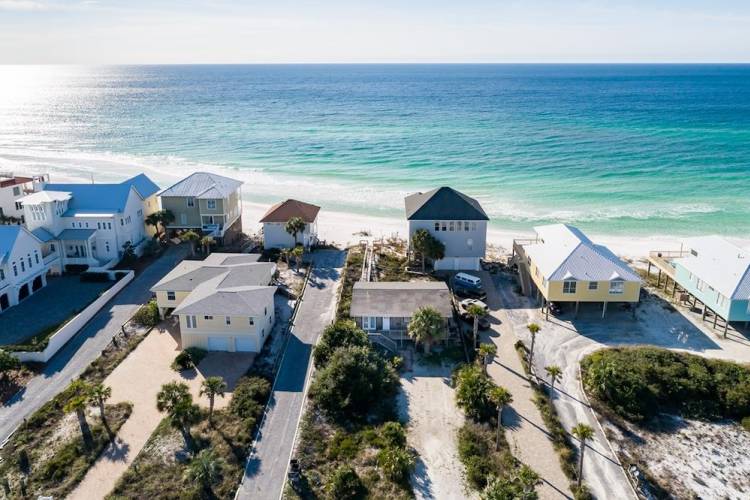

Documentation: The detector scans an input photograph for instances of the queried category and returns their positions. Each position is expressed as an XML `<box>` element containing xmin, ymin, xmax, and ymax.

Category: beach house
<box><xmin>513</xmin><ymin>224</ymin><xmax>641</xmax><ymax>318</ymax></box>
<box><xmin>157</xmin><ymin>172</ymin><xmax>243</xmax><ymax>244</ymax></box>
<box><xmin>404</xmin><ymin>187</ymin><xmax>489</xmax><ymax>271</ymax></box>
<box><xmin>647</xmin><ymin>236</ymin><xmax>750</xmax><ymax>333</ymax></box>
<box><xmin>350</xmin><ymin>281</ymin><xmax>453</xmax><ymax>342</ymax></box>
<box><xmin>0</xmin><ymin>225</ymin><xmax>50</xmax><ymax>313</ymax></box>
<box><xmin>0</xmin><ymin>173</ymin><xmax>48</xmax><ymax>223</ymax></box>
<box><xmin>19</xmin><ymin>174</ymin><xmax>159</xmax><ymax>272</ymax></box>
<box><xmin>259</xmin><ymin>199</ymin><xmax>320</xmax><ymax>249</ymax></box>
<box><xmin>150</xmin><ymin>253</ymin><xmax>276</xmax><ymax>352</ymax></box>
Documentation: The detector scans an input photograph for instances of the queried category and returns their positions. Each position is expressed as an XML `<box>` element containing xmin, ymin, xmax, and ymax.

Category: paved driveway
<box><xmin>0</xmin><ymin>275</ymin><xmax>110</xmax><ymax>346</ymax></box>
<box><xmin>0</xmin><ymin>245</ymin><xmax>188</xmax><ymax>444</ymax></box>
<box><xmin>236</xmin><ymin>250</ymin><xmax>345</xmax><ymax>500</ymax></box>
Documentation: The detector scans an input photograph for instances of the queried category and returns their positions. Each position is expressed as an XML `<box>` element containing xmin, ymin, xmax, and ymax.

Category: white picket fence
<box><xmin>12</xmin><ymin>270</ymin><xmax>135</xmax><ymax>363</ymax></box>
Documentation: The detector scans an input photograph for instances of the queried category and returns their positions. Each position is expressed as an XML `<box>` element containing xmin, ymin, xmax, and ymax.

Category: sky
<box><xmin>1</xmin><ymin>0</ymin><xmax>749</xmax><ymax>64</ymax></box>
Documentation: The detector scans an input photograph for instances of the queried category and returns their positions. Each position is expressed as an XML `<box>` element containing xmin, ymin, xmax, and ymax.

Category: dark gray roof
<box><xmin>57</xmin><ymin>228</ymin><xmax>96</xmax><ymax>241</ymax></box>
<box><xmin>350</xmin><ymin>281</ymin><xmax>452</xmax><ymax>318</ymax></box>
<box><xmin>404</xmin><ymin>187</ymin><xmax>489</xmax><ymax>221</ymax></box>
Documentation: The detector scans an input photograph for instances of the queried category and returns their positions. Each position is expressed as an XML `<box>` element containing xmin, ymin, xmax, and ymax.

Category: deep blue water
<box><xmin>1</xmin><ymin>64</ymin><xmax>749</xmax><ymax>236</ymax></box>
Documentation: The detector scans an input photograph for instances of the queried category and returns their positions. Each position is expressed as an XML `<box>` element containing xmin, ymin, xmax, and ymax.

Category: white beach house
<box><xmin>0</xmin><ymin>173</ymin><xmax>48</xmax><ymax>223</ymax></box>
<box><xmin>0</xmin><ymin>225</ymin><xmax>50</xmax><ymax>313</ymax></box>
<box><xmin>260</xmin><ymin>199</ymin><xmax>320</xmax><ymax>249</ymax></box>
<box><xmin>19</xmin><ymin>174</ymin><xmax>160</xmax><ymax>272</ymax></box>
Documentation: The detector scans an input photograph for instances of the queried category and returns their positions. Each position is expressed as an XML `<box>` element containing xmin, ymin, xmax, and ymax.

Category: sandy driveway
<box><xmin>68</xmin><ymin>324</ymin><xmax>254</xmax><ymax>500</ymax></box>
<box><xmin>398</xmin><ymin>361</ymin><xmax>476</xmax><ymax>500</ymax></box>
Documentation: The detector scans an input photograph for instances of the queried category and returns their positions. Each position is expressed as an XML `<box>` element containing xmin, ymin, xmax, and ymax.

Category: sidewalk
<box><xmin>481</xmin><ymin>272</ymin><xmax>572</xmax><ymax>500</ymax></box>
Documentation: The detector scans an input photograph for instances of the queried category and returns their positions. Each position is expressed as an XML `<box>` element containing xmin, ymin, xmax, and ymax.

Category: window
<box><xmin>15</xmin><ymin>201</ymin><xmax>22</xmax><ymax>210</ymax></box>
<box><xmin>34</xmin><ymin>251</ymin><xmax>39</xmax><ymax>264</ymax></box>
<box><xmin>265</xmin><ymin>307</ymin><xmax>268</xmax><ymax>316</ymax></box>
<box><xmin>204</xmin><ymin>315</ymin><xmax>213</xmax><ymax>320</ymax></box>
<box><xmin>249</xmin><ymin>317</ymin><xmax>255</xmax><ymax>326</ymax></box>
<box><xmin>563</xmin><ymin>280</ymin><xmax>577</xmax><ymax>294</ymax></box>
<box><xmin>449</xmin><ymin>221</ymin><xmax>455</xmax><ymax>231</ymax></box>
<box><xmin>471</xmin><ymin>222</ymin><xmax>477</xmax><ymax>231</ymax></box>
<box><xmin>441</xmin><ymin>221</ymin><xmax>447</xmax><ymax>231</ymax></box>
<box><xmin>696</xmin><ymin>278</ymin><xmax>706</xmax><ymax>292</ymax></box>
<box><xmin>588</xmin><ymin>281</ymin><xmax>598</xmax><ymax>291</ymax></box>
<box><xmin>120</xmin><ymin>219</ymin><xmax>124</xmax><ymax>226</ymax></box>
<box><xmin>207</xmin><ymin>200</ymin><xmax>216</xmax><ymax>209</ymax></box>
<box><xmin>434</xmin><ymin>222</ymin><xmax>440</xmax><ymax>231</ymax></box>
<box><xmin>12</xmin><ymin>263</ymin><xmax>17</xmax><ymax>276</ymax></box>
<box><xmin>12</xmin><ymin>186</ymin><xmax>20</xmax><ymax>196</ymax></box>
<box><xmin>137</xmin><ymin>209</ymin><xmax>143</xmax><ymax>217</ymax></box>
<box><xmin>363</xmin><ymin>316</ymin><xmax>377</xmax><ymax>330</ymax></box>
<box><xmin>225</xmin><ymin>316</ymin><xmax>231</xmax><ymax>325</ymax></box>
<box><xmin>186</xmin><ymin>315</ymin><xmax>196</xmax><ymax>328</ymax></box>
<box><xmin>108</xmin><ymin>222</ymin><xmax>112</xmax><ymax>230</ymax></box>
<box><xmin>50</xmin><ymin>244</ymin><xmax>55</xmax><ymax>252</ymax></box>
<box><xmin>609</xmin><ymin>281</ymin><xmax>624</xmax><ymax>295</ymax></box>
<box><xmin>464</xmin><ymin>221</ymin><xmax>470</xmax><ymax>231</ymax></box>
<box><xmin>187</xmin><ymin>198</ymin><xmax>195</xmax><ymax>207</ymax></box>
<box><xmin>167</xmin><ymin>291</ymin><xmax>176</xmax><ymax>301</ymax></box>
<box><xmin>0</xmin><ymin>269</ymin><xmax>4</xmax><ymax>280</ymax></box>
<box><xmin>105</xmin><ymin>241</ymin><xmax>110</xmax><ymax>253</ymax></box>
<box><xmin>20</xmin><ymin>261</ymin><xmax>25</xmax><ymax>272</ymax></box>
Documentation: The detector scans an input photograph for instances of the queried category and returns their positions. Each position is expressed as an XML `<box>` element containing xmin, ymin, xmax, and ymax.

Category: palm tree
<box><xmin>477</xmin><ymin>343</ymin><xmax>497</xmax><ymax>374</ymax></box>
<box><xmin>200</xmin><ymin>376</ymin><xmax>227</xmax><ymax>426</ymax></box>
<box><xmin>571</xmin><ymin>423</ymin><xmax>594</xmax><ymax>489</ymax></box>
<box><xmin>88</xmin><ymin>383</ymin><xmax>113</xmax><ymax>439</ymax></box>
<box><xmin>488</xmin><ymin>386</ymin><xmax>513</xmax><ymax>451</ymax></box>
<box><xmin>156</xmin><ymin>382</ymin><xmax>200</xmax><ymax>452</ymax></box>
<box><xmin>185</xmin><ymin>449</ymin><xmax>223</xmax><ymax>495</ymax></box>
<box><xmin>408</xmin><ymin>306</ymin><xmax>445</xmax><ymax>354</ymax></box>
<box><xmin>280</xmin><ymin>247</ymin><xmax>291</xmax><ymax>265</ymax></box>
<box><xmin>285</xmin><ymin>216</ymin><xmax>306</xmax><ymax>246</ymax></box>
<box><xmin>200</xmin><ymin>235</ymin><xmax>215</xmax><ymax>255</ymax></box>
<box><xmin>545</xmin><ymin>365</ymin><xmax>562</xmax><ymax>393</ymax></box>
<box><xmin>291</xmin><ymin>245</ymin><xmax>304</xmax><ymax>273</ymax></box>
<box><xmin>526</xmin><ymin>323</ymin><xmax>541</xmax><ymax>373</ymax></box>
<box><xmin>466</xmin><ymin>303</ymin><xmax>486</xmax><ymax>349</ymax></box>
<box><xmin>180</xmin><ymin>230</ymin><xmax>200</xmax><ymax>256</ymax></box>
<box><xmin>411</xmin><ymin>229</ymin><xmax>446</xmax><ymax>272</ymax></box>
<box><xmin>145</xmin><ymin>209</ymin><xmax>175</xmax><ymax>239</ymax></box>
<box><xmin>64</xmin><ymin>380</ymin><xmax>93</xmax><ymax>448</ymax></box>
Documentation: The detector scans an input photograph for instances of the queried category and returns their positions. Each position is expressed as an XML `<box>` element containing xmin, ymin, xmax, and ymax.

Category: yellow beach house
<box><xmin>513</xmin><ymin>224</ymin><xmax>641</xmax><ymax>318</ymax></box>
<box><xmin>150</xmin><ymin>253</ymin><xmax>276</xmax><ymax>352</ymax></box>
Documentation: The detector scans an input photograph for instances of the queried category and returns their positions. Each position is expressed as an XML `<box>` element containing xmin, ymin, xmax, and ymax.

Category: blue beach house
<box><xmin>668</xmin><ymin>236</ymin><xmax>750</xmax><ymax>331</ymax></box>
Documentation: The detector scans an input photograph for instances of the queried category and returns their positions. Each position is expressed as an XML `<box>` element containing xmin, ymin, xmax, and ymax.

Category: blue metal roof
<box><xmin>123</xmin><ymin>173</ymin><xmax>160</xmax><ymax>199</ymax></box>
<box><xmin>57</xmin><ymin>228</ymin><xmax>96</xmax><ymax>241</ymax></box>
<box><xmin>31</xmin><ymin>227</ymin><xmax>55</xmax><ymax>243</ymax></box>
<box><xmin>0</xmin><ymin>225</ymin><xmax>22</xmax><ymax>264</ymax></box>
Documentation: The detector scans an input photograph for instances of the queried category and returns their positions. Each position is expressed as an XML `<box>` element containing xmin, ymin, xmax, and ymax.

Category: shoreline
<box><xmin>27</xmin><ymin>163</ymin><xmax>750</xmax><ymax>261</ymax></box>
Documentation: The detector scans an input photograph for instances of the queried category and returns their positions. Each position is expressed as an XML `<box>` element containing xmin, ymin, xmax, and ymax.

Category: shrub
<box><xmin>326</xmin><ymin>465</ymin><xmax>366</xmax><ymax>500</ymax></box>
<box><xmin>313</xmin><ymin>320</ymin><xmax>370</xmax><ymax>369</ymax></box>
<box><xmin>171</xmin><ymin>351</ymin><xmax>194</xmax><ymax>371</ymax></box>
<box><xmin>309</xmin><ymin>345</ymin><xmax>398</xmax><ymax>423</ymax></box>
<box><xmin>230</xmin><ymin>376</ymin><xmax>271</xmax><ymax>421</ymax></box>
<box><xmin>185</xmin><ymin>347</ymin><xmax>208</xmax><ymax>366</ymax></box>
<box><xmin>454</xmin><ymin>364</ymin><xmax>497</xmax><ymax>422</ymax></box>
<box><xmin>132</xmin><ymin>300</ymin><xmax>160</xmax><ymax>327</ymax></box>
<box><xmin>142</xmin><ymin>239</ymin><xmax>160</xmax><ymax>257</ymax></box>
<box><xmin>327</xmin><ymin>431</ymin><xmax>360</xmax><ymax>460</ymax></box>
<box><xmin>380</xmin><ymin>421</ymin><xmax>406</xmax><ymax>448</ymax></box>
<box><xmin>376</xmin><ymin>446</ymin><xmax>414</xmax><ymax>483</ymax></box>
<box><xmin>581</xmin><ymin>347</ymin><xmax>750</xmax><ymax>422</ymax></box>
<box><xmin>742</xmin><ymin>416</ymin><xmax>750</xmax><ymax>432</ymax></box>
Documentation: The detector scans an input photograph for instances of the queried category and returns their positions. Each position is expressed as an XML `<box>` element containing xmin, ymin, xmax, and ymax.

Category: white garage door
<box><xmin>235</xmin><ymin>336</ymin><xmax>257</xmax><ymax>353</ymax></box>
<box><xmin>207</xmin><ymin>336</ymin><xmax>230</xmax><ymax>351</ymax></box>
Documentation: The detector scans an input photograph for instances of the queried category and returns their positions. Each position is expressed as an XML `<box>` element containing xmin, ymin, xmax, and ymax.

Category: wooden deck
<box><xmin>646</xmin><ymin>250</ymin><xmax>687</xmax><ymax>279</ymax></box>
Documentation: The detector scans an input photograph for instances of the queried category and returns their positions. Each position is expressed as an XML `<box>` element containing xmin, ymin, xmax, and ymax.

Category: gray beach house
<box><xmin>405</xmin><ymin>187</ymin><xmax>489</xmax><ymax>271</ymax></box>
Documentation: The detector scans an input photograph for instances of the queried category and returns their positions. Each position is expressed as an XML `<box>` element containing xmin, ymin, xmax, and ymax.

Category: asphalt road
<box><xmin>236</xmin><ymin>250</ymin><xmax>344</xmax><ymax>500</ymax></box>
<box><xmin>0</xmin><ymin>245</ymin><xmax>188</xmax><ymax>444</ymax></box>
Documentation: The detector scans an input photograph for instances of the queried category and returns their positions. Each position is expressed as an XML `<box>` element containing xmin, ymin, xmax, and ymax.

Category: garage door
<box><xmin>235</xmin><ymin>336</ymin><xmax>258</xmax><ymax>353</ymax></box>
<box><xmin>207</xmin><ymin>336</ymin><xmax>230</xmax><ymax>351</ymax></box>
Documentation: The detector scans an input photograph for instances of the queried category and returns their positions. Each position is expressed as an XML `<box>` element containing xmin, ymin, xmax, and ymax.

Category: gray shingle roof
<box><xmin>151</xmin><ymin>260</ymin><xmax>275</xmax><ymax>292</ymax></box>
<box><xmin>158</xmin><ymin>172</ymin><xmax>243</xmax><ymax>199</ymax></box>
<box><xmin>404</xmin><ymin>187</ymin><xmax>489</xmax><ymax>221</ymax></box>
<box><xmin>350</xmin><ymin>281</ymin><xmax>452</xmax><ymax>318</ymax></box>
<box><xmin>173</xmin><ymin>285</ymin><xmax>276</xmax><ymax>316</ymax></box>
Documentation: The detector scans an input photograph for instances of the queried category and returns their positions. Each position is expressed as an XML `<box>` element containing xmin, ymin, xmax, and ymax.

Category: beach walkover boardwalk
<box><xmin>236</xmin><ymin>250</ymin><xmax>344</xmax><ymax>500</ymax></box>
<box><xmin>0</xmin><ymin>245</ymin><xmax>188</xmax><ymax>444</ymax></box>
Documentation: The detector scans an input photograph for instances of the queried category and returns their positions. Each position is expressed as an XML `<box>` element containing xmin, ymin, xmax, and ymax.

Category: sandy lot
<box><xmin>397</xmin><ymin>361</ymin><xmax>476</xmax><ymax>500</ymax></box>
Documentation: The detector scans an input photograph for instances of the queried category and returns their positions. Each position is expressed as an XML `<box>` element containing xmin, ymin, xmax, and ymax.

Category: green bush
<box><xmin>458</xmin><ymin>424</ymin><xmax>493</xmax><ymax>489</ymax></box>
<box><xmin>185</xmin><ymin>347</ymin><xmax>207</xmax><ymax>366</ymax></box>
<box><xmin>742</xmin><ymin>416</ymin><xmax>750</xmax><ymax>432</ymax></box>
<box><xmin>313</xmin><ymin>320</ymin><xmax>370</xmax><ymax>369</ymax></box>
<box><xmin>132</xmin><ymin>300</ymin><xmax>160</xmax><ymax>327</ymax></box>
<box><xmin>453</xmin><ymin>364</ymin><xmax>497</xmax><ymax>422</ymax></box>
<box><xmin>376</xmin><ymin>446</ymin><xmax>414</xmax><ymax>483</ymax></box>
<box><xmin>230</xmin><ymin>376</ymin><xmax>271</xmax><ymax>421</ymax></box>
<box><xmin>581</xmin><ymin>347</ymin><xmax>750</xmax><ymax>422</ymax></box>
<box><xmin>327</xmin><ymin>431</ymin><xmax>360</xmax><ymax>460</ymax></box>
<box><xmin>171</xmin><ymin>351</ymin><xmax>193</xmax><ymax>371</ymax></box>
<box><xmin>380</xmin><ymin>421</ymin><xmax>406</xmax><ymax>448</ymax></box>
<box><xmin>309</xmin><ymin>345</ymin><xmax>398</xmax><ymax>424</ymax></box>
<box><xmin>326</xmin><ymin>465</ymin><xmax>366</xmax><ymax>500</ymax></box>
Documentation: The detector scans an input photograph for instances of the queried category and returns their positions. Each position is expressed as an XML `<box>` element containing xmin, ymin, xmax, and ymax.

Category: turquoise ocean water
<box><xmin>0</xmin><ymin>64</ymin><xmax>748</xmax><ymax>237</ymax></box>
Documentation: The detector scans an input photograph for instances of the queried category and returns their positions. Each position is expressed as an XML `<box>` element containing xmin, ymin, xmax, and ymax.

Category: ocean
<box><xmin>1</xmin><ymin>64</ymin><xmax>749</xmax><ymax>238</ymax></box>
